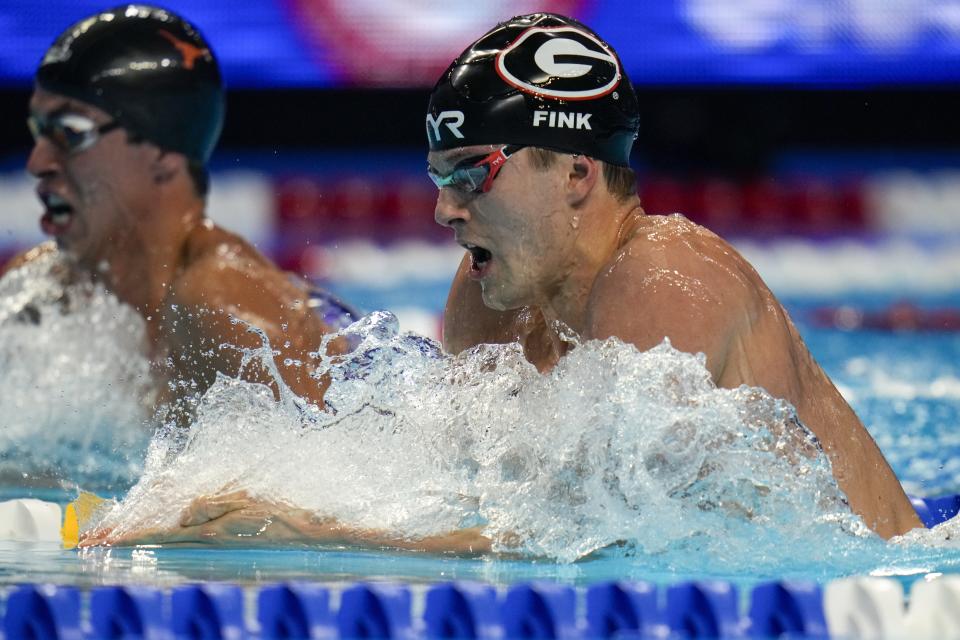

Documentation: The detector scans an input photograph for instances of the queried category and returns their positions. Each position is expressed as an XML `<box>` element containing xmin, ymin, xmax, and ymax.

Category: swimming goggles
<box><xmin>27</xmin><ymin>112</ymin><xmax>121</xmax><ymax>155</ymax></box>
<box><xmin>427</xmin><ymin>145</ymin><xmax>525</xmax><ymax>194</ymax></box>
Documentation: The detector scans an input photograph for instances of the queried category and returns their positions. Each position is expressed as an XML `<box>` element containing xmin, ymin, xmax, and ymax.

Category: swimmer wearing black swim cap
<box><xmin>35</xmin><ymin>4</ymin><xmax>224</xmax><ymax>169</ymax></box>
<box><xmin>434</xmin><ymin>14</ymin><xmax>924</xmax><ymax>540</ymax></box>
<box><xmin>427</xmin><ymin>13</ymin><xmax>639</xmax><ymax>167</ymax></box>
<box><xmin>74</xmin><ymin>12</ymin><xmax>924</xmax><ymax>553</ymax></box>
<box><xmin>4</xmin><ymin>4</ymin><xmax>352</xmax><ymax>414</ymax></box>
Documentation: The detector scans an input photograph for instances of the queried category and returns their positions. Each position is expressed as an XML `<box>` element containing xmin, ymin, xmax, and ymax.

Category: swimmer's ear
<box><xmin>151</xmin><ymin>149</ymin><xmax>185</xmax><ymax>186</ymax></box>
<box><xmin>565</xmin><ymin>154</ymin><xmax>599</xmax><ymax>206</ymax></box>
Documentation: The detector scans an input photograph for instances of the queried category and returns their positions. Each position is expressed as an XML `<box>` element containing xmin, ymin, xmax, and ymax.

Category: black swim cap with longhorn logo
<box><xmin>35</xmin><ymin>4</ymin><xmax>224</xmax><ymax>164</ymax></box>
<box><xmin>426</xmin><ymin>13</ymin><xmax>639</xmax><ymax>167</ymax></box>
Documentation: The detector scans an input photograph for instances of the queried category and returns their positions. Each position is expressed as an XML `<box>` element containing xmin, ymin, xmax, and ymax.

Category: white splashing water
<box><xmin>98</xmin><ymin>311</ymin><xmax>876</xmax><ymax>563</ymax></box>
<box><xmin>0</xmin><ymin>251</ymin><xmax>154</xmax><ymax>489</ymax></box>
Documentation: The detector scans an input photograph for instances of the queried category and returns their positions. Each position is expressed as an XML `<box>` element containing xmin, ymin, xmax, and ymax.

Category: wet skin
<box><xmin>80</xmin><ymin>489</ymin><xmax>492</xmax><ymax>555</ymax></box>
<box><xmin>93</xmin><ymin>145</ymin><xmax>921</xmax><ymax>553</ymax></box>
<box><xmin>435</xmin><ymin>145</ymin><xmax>923</xmax><ymax>540</ymax></box>
<box><xmin>4</xmin><ymin>88</ymin><xmax>344</xmax><ymax>409</ymax></box>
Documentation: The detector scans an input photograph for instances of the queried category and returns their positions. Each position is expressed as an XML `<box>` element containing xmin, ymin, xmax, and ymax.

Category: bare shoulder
<box><xmin>162</xmin><ymin>223</ymin><xmax>338</xmax><ymax>405</ymax></box>
<box><xmin>586</xmin><ymin>215</ymin><xmax>765</xmax><ymax>373</ymax></box>
<box><xmin>1</xmin><ymin>241</ymin><xmax>58</xmax><ymax>276</ymax></box>
<box><xmin>164</xmin><ymin>223</ymin><xmax>328</xmax><ymax>349</ymax></box>
<box><xmin>591</xmin><ymin>215</ymin><xmax>760</xmax><ymax>313</ymax></box>
<box><xmin>169</xmin><ymin>223</ymin><xmax>293</xmax><ymax>310</ymax></box>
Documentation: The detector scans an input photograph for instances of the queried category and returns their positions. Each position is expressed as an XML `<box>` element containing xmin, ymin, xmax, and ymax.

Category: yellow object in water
<box><xmin>61</xmin><ymin>491</ymin><xmax>108</xmax><ymax>549</ymax></box>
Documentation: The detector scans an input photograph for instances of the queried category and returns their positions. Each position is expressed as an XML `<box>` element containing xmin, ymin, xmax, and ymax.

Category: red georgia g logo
<box><xmin>495</xmin><ymin>26</ymin><xmax>621</xmax><ymax>100</ymax></box>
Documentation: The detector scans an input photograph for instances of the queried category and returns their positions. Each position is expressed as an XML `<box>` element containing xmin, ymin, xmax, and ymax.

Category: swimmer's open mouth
<box><xmin>463</xmin><ymin>243</ymin><xmax>492</xmax><ymax>275</ymax></box>
<box><xmin>39</xmin><ymin>192</ymin><xmax>75</xmax><ymax>235</ymax></box>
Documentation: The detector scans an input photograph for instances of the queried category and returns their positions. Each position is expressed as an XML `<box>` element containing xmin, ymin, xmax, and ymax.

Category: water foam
<box><xmin>99</xmin><ymin>311</ymin><xmax>873</xmax><ymax>564</ymax></box>
<box><xmin>0</xmin><ymin>251</ymin><xmax>154</xmax><ymax>490</ymax></box>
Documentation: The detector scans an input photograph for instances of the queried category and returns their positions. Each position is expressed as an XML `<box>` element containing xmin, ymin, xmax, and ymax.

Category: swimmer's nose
<box><xmin>26</xmin><ymin>136</ymin><xmax>62</xmax><ymax>180</ymax></box>
<box><xmin>434</xmin><ymin>188</ymin><xmax>471</xmax><ymax>228</ymax></box>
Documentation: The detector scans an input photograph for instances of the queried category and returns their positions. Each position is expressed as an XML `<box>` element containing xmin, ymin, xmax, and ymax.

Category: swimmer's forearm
<box><xmin>90</xmin><ymin>514</ymin><xmax>493</xmax><ymax>555</ymax></box>
<box><xmin>290</xmin><ymin>513</ymin><xmax>492</xmax><ymax>555</ymax></box>
<box><xmin>82</xmin><ymin>491</ymin><xmax>492</xmax><ymax>555</ymax></box>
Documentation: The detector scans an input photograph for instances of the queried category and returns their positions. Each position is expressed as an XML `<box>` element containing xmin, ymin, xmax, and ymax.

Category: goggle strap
<box><xmin>97</xmin><ymin>121</ymin><xmax>121</xmax><ymax>136</ymax></box>
<box><xmin>479</xmin><ymin>148</ymin><xmax>510</xmax><ymax>193</ymax></box>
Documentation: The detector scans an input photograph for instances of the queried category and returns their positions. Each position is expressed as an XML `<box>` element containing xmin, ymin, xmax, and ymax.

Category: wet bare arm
<box><xmin>81</xmin><ymin>490</ymin><xmax>492</xmax><ymax>555</ymax></box>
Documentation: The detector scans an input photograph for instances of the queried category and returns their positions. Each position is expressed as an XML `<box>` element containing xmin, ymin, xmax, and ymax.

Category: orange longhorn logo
<box><xmin>157</xmin><ymin>30</ymin><xmax>209</xmax><ymax>70</ymax></box>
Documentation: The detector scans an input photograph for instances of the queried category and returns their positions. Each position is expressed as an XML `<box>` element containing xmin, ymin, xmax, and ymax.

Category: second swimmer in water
<box><xmin>84</xmin><ymin>12</ymin><xmax>922</xmax><ymax>550</ymax></box>
<box><xmin>4</xmin><ymin>5</ymin><xmax>357</xmax><ymax>413</ymax></box>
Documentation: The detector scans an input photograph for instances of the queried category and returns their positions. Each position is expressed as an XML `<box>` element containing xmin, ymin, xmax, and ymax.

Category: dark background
<box><xmin>4</xmin><ymin>87</ymin><xmax>958</xmax><ymax>173</ymax></box>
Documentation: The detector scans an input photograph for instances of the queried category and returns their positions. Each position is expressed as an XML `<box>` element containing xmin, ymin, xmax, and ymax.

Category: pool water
<box><xmin>795</xmin><ymin>297</ymin><xmax>960</xmax><ymax>498</ymax></box>
<box><xmin>1</xmin><ymin>241</ymin><xmax>960</xmax><ymax>591</ymax></box>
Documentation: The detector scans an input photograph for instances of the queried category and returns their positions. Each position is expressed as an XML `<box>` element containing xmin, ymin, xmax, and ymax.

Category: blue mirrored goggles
<box><xmin>27</xmin><ymin>112</ymin><xmax>121</xmax><ymax>155</ymax></box>
<box><xmin>427</xmin><ymin>145</ymin><xmax>525</xmax><ymax>194</ymax></box>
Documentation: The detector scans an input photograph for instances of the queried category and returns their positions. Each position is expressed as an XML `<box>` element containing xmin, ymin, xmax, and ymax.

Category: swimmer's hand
<box><xmin>79</xmin><ymin>490</ymin><xmax>491</xmax><ymax>555</ymax></box>
<box><xmin>78</xmin><ymin>491</ymin><xmax>302</xmax><ymax>547</ymax></box>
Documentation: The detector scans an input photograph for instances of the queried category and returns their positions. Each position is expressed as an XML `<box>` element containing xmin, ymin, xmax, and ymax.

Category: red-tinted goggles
<box><xmin>427</xmin><ymin>145</ymin><xmax>525</xmax><ymax>194</ymax></box>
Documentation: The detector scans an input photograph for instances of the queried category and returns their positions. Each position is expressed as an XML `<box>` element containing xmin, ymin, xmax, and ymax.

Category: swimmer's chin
<box><xmin>480</xmin><ymin>287</ymin><xmax>526</xmax><ymax>313</ymax></box>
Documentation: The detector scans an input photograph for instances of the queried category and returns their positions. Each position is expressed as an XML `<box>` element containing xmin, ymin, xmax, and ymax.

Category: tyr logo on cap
<box><xmin>495</xmin><ymin>26</ymin><xmax>621</xmax><ymax>100</ymax></box>
<box><xmin>426</xmin><ymin>110</ymin><xmax>466</xmax><ymax>143</ymax></box>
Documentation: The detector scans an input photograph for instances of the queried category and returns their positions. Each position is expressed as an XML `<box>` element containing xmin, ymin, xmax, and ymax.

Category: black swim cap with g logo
<box><xmin>35</xmin><ymin>4</ymin><xmax>224</xmax><ymax>165</ymax></box>
<box><xmin>426</xmin><ymin>13</ymin><xmax>639</xmax><ymax>167</ymax></box>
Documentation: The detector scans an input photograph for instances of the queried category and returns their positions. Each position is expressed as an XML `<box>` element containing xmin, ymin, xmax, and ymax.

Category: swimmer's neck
<box><xmin>87</xmin><ymin>187</ymin><xmax>207</xmax><ymax>330</ymax></box>
<box><xmin>536</xmin><ymin>195</ymin><xmax>644</xmax><ymax>339</ymax></box>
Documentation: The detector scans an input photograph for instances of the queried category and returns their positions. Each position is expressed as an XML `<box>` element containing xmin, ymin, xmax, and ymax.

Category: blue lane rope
<box><xmin>909</xmin><ymin>494</ymin><xmax>960</xmax><ymax>528</ymax></box>
<box><xmin>0</xmin><ymin>579</ymin><xmax>836</xmax><ymax>640</ymax></box>
<box><xmin>2</xmin><ymin>493</ymin><xmax>956</xmax><ymax>639</ymax></box>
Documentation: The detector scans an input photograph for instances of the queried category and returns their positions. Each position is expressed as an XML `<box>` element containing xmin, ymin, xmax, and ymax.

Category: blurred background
<box><xmin>2</xmin><ymin>0</ymin><xmax>960</xmax><ymax>337</ymax></box>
